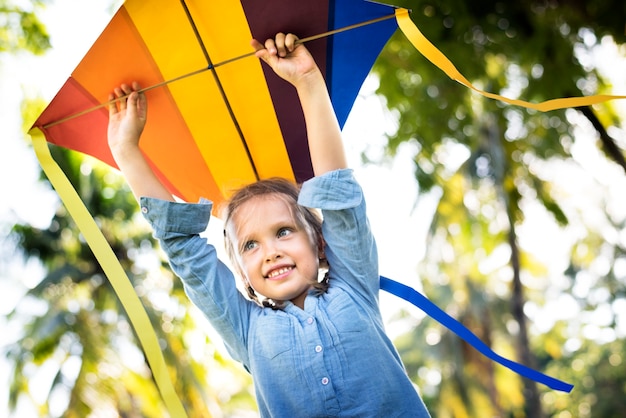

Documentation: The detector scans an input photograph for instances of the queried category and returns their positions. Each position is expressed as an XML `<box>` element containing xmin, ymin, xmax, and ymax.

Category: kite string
<box><xmin>40</xmin><ymin>12</ymin><xmax>399</xmax><ymax>130</ymax></box>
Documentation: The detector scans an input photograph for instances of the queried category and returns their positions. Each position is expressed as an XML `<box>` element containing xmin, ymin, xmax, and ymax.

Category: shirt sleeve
<box><xmin>139</xmin><ymin>197</ymin><xmax>252</xmax><ymax>367</ymax></box>
<box><xmin>298</xmin><ymin>169</ymin><xmax>380</xmax><ymax>307</ymax></box>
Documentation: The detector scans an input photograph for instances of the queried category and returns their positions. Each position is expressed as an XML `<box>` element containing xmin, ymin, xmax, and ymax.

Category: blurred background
<box><xmin>1</xmin><ymin>0</ymin><xmax>625</xmax><ymax>417</ymax></box>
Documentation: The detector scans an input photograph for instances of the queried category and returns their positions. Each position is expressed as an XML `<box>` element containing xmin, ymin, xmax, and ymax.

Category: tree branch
<box><xmin>577</xmin><ymin>105</ymin><xmax>626</xmax><ymax>174</ymax></box>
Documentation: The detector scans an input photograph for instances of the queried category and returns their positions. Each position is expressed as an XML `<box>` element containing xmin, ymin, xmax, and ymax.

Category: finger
<box><xmin>284</xmin><ymin>33</ymin><xmax>299</xmax><ymax>52</ymax></box>
<box><xmin>264</xmin><ymin>37</ymin><xmax>277</xmax><ymax>56</ymax></box>
<box><xmin>250</xmin><ymin>38</ymin><xmax>265</xmax><ymax>52</ymax></box>
<box><xmin>131</xmin><ymin>81</ymin><xmax>147</xmax><ymax>116</ymax></box>
<box><xmin>126</xmin><ymin>82</ymin><xmax>140</xmax><ymax>107</ymax></box>
<box><xmin>251</xmin><ymin>38</ymin><xmax>272</xmax><ymax>61</ymax></box>
<box><xmin>113</xmin><ymin>85</ymin><xmax>124</xmax><ymax>97</ymax></box>
<box><xmin>126</xmin><ymin>91</ymin><xmax>139</xmax><ymax>119</ymax></box>
<box><xmin>120</xmin><ymin>83</ymin><xmax>133</xmax><ymax>97</ymax></box>
<box><xmin>124</xmin><ymin>83</ymin><xmax>142</xmax><ymax>118</ymax></box>
<box><xmin>108</xmin><ymin>92</ymin><xmax>118</xmax><ymax>116</ymax></box>
<box><xmin>127</xmin><ymin>91</ymin><xmax>138</xmax><ymax>112</ymax></box>
<box><xmin>114</xmin><ymin>86</ymin><xmax>127</xmax><ymax>111</ymax></box>
<box><xmin>274</xmin><ymin>32</ymin><xmax>287</xmax><ymax>57</ymax></box>
<box><xmin>136</xmin><ymin>91</ymin><xmax>147</xmax><ymax>118</ymax></box>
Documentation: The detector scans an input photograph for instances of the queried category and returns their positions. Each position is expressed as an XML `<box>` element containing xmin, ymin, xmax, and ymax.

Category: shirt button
<box><xmin>321</xmin><ymin>377</ymin><xmax>329</xmax><ymax>385</ymax></box>
<box><xmin>306</xmin><ymin>317</ymin><xmax>314</xmax><ymax>325</ymax></box>
<box><xmin>315</xmin><ymin>345</ymin><xmax>323</xmax><ymax>353</ymax></box>
<box><xmin>141</xmin><ymin>206</ymin><xmax>148</xmax><ymax>214</ymax></box>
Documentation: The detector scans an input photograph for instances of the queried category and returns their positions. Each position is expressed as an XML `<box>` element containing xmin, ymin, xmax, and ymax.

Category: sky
<box><xmin>2</xmin><ymin>0</ymin><xmax>626</xmax><ymax>416</ymax></box>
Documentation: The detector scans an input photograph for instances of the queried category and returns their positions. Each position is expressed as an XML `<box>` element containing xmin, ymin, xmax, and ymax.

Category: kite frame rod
<box><xmin>179</xmin><ymin>0</ymin><xmax>261</xmax><ymax>180</ymax></box>
<box><xmin>40</xmin><ymin>12</ymin><xmax>398</xmax><ymax>130</ymax></box>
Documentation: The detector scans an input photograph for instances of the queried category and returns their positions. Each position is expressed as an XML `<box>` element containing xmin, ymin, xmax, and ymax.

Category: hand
<box><xmin>107</xmin><ymin>81</ymin><xmax>147</xmax><ymax>154</ymax></box>
<box><xmin>251</xmin><ymin>33</ymin><xmax>320</xmax><ymax>88</ymax></box>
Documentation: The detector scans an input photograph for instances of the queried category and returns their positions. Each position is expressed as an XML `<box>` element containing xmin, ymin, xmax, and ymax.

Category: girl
<box><xmin>108</xmin><ymin>33</ymin><xmax>431</xmax><ymax>417</ymax></box>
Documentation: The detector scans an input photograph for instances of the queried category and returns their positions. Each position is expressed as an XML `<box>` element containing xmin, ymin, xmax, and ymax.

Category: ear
<box><xmin>317</xmin><ymin>237</ymin><xmax>328</xmax><ymax>268</ymax></box>
<box><xmin>317</xmin><ymin>236</ymin><xmax>326</xmax><ymax>257</ymax></box>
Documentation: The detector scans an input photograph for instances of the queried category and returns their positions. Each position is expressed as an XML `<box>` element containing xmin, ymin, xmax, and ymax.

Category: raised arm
<box><xmin>251</xmin><ymin>33</ymin><xmax>347</xmax><ymax>176</ymax></box>
<box><xmin>107</xmin><ymin>82</ymin><xmax>173</xmax><ymax>202</ymax></box>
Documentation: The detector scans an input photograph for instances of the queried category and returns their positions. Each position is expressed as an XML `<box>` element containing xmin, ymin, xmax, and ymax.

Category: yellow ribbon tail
<box><xmin>394</xmin><ymin>8</ymin><xmax>626</xmax><ymax>111</ymax></box>
<box><xmin>29</xmin><ymin>128</ymin><xmax>190</xmax><ymax>418</ymax></box>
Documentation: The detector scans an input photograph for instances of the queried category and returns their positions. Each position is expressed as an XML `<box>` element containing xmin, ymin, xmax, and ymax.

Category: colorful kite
<box><xmin>33</xmin><ymin>0</ymin><xmax>626</xmax><ymax>414</ymax></box>
<box><xmin>33</xmin><ymin>0</ymin><xmax>399</xmax><ymax>204</ymax></box>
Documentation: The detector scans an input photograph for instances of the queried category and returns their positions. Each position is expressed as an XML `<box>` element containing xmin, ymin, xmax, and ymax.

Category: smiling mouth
<box><xmin>266</xmin><ymin>266</ymin><xmax>293</xmax><ymax>279</ymax></box>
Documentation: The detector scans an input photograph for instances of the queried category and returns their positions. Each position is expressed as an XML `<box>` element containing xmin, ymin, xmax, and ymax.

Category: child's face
<box><xmin>233</xmin><ymin>195</ymin><xmax>320</xmax><ymax>308</ymax></box>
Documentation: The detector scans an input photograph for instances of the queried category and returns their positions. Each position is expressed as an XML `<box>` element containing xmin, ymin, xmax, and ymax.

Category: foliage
<box><xmin>5</xmin><ymin>0</ymin><xmax>626</xmax><ymax>416</ymax></box>
<box><xmin>0</xmin><ymin>0</ymin><xmax>50</xmax><ymax>54</ymax></box>
<box><xmin>5</xmin><ymin>138</ymin><xmax>255</xmax><ymax>416</ymax></box>
<box><xmin>3</xmin><ymin>2</ymin><xmax>256</xmax><ymax>416</ymax></box>
<box><xmin>372</xmin><ymin>0</ymin><xmax>626</xmax><ymax>416</ymax></box>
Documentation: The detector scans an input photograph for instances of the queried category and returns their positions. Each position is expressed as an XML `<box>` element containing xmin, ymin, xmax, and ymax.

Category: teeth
<box><xmin>268</xmin><ymin>267</ymin><xmax>291</xmax><ymax>278</ymax></box>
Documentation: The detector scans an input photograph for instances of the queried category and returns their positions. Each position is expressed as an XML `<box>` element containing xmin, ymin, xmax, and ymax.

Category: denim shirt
<box><xmin>141</xmin><ymin>169</ymin><xmax>430</xmax><ymax>417</ymax></box>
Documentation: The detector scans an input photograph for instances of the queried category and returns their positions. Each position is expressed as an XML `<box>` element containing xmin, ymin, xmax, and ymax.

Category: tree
<box><xmin>373</xmin><ymin>0</ymin><xmax>626</xmax><ymax>416</ymax></box>
<box><xmin>5</xmin><ymin>131</ymin><xmax>255</xmax><ymax>416</ymax></box>
<box><xmin>2</xmin><ymin>3</ymin><xmax>255</xmax><ymax>416</ymax></box>
<box><xmin>0</xmin><ymin>0</ymin><xmax>50</xmax><ymax>55</ymax></box>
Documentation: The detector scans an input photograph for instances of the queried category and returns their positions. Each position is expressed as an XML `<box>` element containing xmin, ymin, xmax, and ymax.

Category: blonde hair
<box><xmin>221</xmin><ymin>178</ymin><xmax>329</xmax><ymax>308</ymax></box>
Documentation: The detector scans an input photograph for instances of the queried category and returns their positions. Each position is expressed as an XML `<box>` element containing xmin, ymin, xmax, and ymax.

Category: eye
<box><xmin>277</xmin><ymin>227</ymin><xmax>292</xmax><ymax>238</ymax></box>
<box><xmin>242</xmin><ymin>240</ymin><xmax>257</xmax><ymax>252</ymax></box>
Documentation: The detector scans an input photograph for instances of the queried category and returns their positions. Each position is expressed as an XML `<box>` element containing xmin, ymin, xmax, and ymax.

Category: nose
<box><xmin>264</xmin><ymin>240</ymin><xmax>282</xmax><ymax>262</ymax></box>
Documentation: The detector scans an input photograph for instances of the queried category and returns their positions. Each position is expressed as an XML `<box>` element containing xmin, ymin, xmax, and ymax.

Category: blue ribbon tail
<box><xmin>379</xmin><ymin>276</ymin><xmax>574</xmax><ymax>393</ymax></box>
